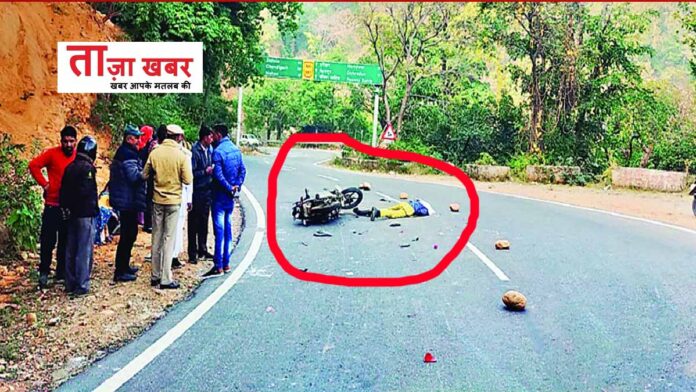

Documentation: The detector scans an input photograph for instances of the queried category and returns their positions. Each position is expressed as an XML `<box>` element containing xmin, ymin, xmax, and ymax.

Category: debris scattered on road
<box><xmin>406</xmin><ymin>313</ymin><xmax>416</xmax><ymax>318</ymax></box>
<box><xmin>412</xmin><ymin>237</ymin><xmax>419</xmax><ymax>242</ymax></box>
<box><xmin>495</xmin><ymin>240</ymin><xmax>511</xmax><ymax>250</ymax></box>
<box><xmin>300</xmin><ymin>241</ymin><xmax>308</xmax><ymax>247</ymax></box>
<box><xmin>502</xmin><ymin>290</ymin><xmax>527</xmax><ymax>311</ymax></box>
<box><xmin>389</xmin><ymin>223</ymin><xmax>401</xmax><ymax>227</ymax></box>
<box><xmin>433</xmin><ymin>244</ymin><xmax>439</xmax><ymax>249</ymax></box>
<box><xmin>314</xmin><ymin>230</ymin><xmax>333</xmax><ymax>237</ymax></box>
<box><xmin>26</xmin><ymin>313</ymin><xmax>37</xmax><ymax>326</ymax></box>
<box><xmin>423</xmin><ymin>352</ymin><xmax>437</xmax><ymax>363</ymax></box>
<box><xmin>346</xmin><ymin>271</ymin><xmax>354</xmax><ymax>276</ymax></box>
<box><xmin>449</xmin><ymin>203</ymin><xmax>460</xmax><ymax>212</ymax></box>
<box><xmin>400</xmin><ymin>243</ymin><xmax>411</xmax><ymax>248</ymax></box>
<box><xmin>359</xmin><ymin>182</ymin><xmax>372</xmax><ymax>191</ymax></box>
<box><xmin>379</xmin><ymin>198</ymin><xmax>389</xmax><ymax>202</ymax></box>
<box><xmin>399</xmin><ymin>192</ymin><xmax>408</xmax><ymax>199</ymax></box>
<box><xmin>302</xmin><ymin>268</ymin><xmax>308</xmax><ymax>272</ymax></box>
<box><xmin>265</xmin><ymin>306</ymin><xmax>276</xmax><ymax>313</ymax></box>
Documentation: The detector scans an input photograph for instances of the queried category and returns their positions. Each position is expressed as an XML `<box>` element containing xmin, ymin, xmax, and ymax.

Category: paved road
<box><xmin>63</xmin><ymin>148</ymin><xmax>696</xmax><ymax>391</ymax></box>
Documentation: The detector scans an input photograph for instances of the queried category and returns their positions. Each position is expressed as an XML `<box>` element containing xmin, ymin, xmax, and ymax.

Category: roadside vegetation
<box><xmin>246</xmin><ymin>3</ymin><xmax>696</xmax><ymax>184</ymax></box>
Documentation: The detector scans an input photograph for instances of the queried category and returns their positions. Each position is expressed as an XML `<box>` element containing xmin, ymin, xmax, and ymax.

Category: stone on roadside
<box><xmin>502</xmin><ymin>290</ymin><xmax>527</xmax><ymax>311</ymax></box>
<box><xmin>26</xmin><ymin>313</ymin><xmax>37</xmax><ymax>326</ymax></box>
<box><xmin>449</xmin><ymin>203</ymin><xmax>460</xmax><ymax>212</ymax></box>
<box><xmin>399</xmin><ymin>192</ymin><xmax>408</xmax><ymax>199</ymax></box>
<box><xmin>495</xmin><ymin>240</ymin><xmax>510</xmax><ymax>250</ymax></box>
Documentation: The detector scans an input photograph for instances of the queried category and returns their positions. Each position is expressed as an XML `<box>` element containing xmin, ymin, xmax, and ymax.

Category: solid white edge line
<box><xmin>466</xmin><ymin>243</ymin><xmax>510</xmax><ymax>281</ymax></box>
<box><xmin>93</xmin><ymin>185</ymin><xmax>265</xmax><ymax>392</ymax></box>
<box><xmin>317</xmin><ymin>174</ymin><xmax>340</xmax><ymax>182</ymax></box>
<box><xmin>316</xmin><ymin>159</ymin><xmax>696</xmax><ymax>236</ymax></box>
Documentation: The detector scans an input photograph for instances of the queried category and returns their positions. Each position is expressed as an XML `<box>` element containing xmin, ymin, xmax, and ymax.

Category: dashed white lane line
<box><xmin>93</xmin><ymin>185</ymin><xmax>266</xmax><ymax>392</ymax></box>
<box><xmin>317</xmin><ymin>174</ymin><xmax>340</xmax><ymax>182</ymax></box>
<box><xmin>375</xmin><ymin>191</ymin><xmax>398</xmax><ymax>202</ymax></box>
<box><xmin>466</xmin><ymin>243</ymin><xmax>510</xmax><ymax>281</ymax></box>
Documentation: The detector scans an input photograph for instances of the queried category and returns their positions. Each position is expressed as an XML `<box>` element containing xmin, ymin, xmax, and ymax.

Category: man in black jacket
<box><xmin>187</xmin><ymin>125</ymin><xmax>215</xmax><ymax>263</ymax></box>
<box><xmin>60</xmin><ymin>136</ymin><xmax>99</xmax><ymax>296</ymax></box>
<box><xmin>109</xmin><ymin>125</ymin><xmax>146</xmax><ymax>282</ymax></box>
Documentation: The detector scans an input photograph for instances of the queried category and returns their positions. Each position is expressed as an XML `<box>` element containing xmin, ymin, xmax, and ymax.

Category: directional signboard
<box><xmin>261</xmin><ymin>57</ymin><xmax>383</xmax><ymax>86</ymax></box>
<box><xmin>259</xmin><ymin>57</ymin><xmax>303</xmax><ymax>80</ymax></box>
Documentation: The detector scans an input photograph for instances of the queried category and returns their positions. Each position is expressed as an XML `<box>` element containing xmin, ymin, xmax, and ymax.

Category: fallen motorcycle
<box><xmin>690</xmin><ymin>180</ymin><xmax>696</xmax><ymax>217</ymax></box>
<box><xmin>292</xmin><ymin>186</ymin><xmax>363</xmax><ymax>225</ymax></box>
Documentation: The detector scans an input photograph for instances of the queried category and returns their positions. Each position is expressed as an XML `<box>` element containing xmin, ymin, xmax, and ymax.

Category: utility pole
<box><xmin>236</xmin><ymin>87</ymin><xmax>243</xmax><ymax>145</ymax></box>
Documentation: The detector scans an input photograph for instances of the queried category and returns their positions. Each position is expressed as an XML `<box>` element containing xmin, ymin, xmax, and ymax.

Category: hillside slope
<box><xmin>0</xmin><ymin>3</ymin><xmax>120</xmax><ymax>151</ymax></box>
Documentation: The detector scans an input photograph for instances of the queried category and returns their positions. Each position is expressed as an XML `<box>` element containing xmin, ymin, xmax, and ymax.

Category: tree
<box><xmin>678</xmin><ymin>3</ymin><xmax>696</xmax><ymax>78</ymax></box>
<box><xmin>359</xmin><ymin>3</ymin><xmax>454</xmax><ymax>136</ymax></box>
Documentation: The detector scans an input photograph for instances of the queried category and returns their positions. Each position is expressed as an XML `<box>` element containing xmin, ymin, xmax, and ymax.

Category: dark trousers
<box><xmin>114</xmin><ymin>210</ymin><xmax>138</xmax><ymax>275</ymax></box>
<box><xmin>187</xmin><ymin>197</ymin><xmax>210</xmax><ymax>259</ymax></box>
<box><xmin>144</xmin><ymin>180</ymin><xmax>154</xmax><ymax>230</ymax></box>
<box><xmin>65</xmin><ymin>217</ymin><xmax>95</xmax><ymax>293</ymax></box>
<box><xmin>39</xmin><ymin>205</ymin><xmax>67</xmax><ymax>277</ymax></box>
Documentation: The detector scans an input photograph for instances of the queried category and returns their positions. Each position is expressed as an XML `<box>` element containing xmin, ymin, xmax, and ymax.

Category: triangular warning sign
<box><xmin>380</xmin><ymin>123</ymin><xmax>396</xmax><ymax>141</ymax></box>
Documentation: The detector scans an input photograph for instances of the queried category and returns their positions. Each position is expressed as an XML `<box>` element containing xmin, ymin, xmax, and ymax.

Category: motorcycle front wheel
<box><xmin>340</xmin><ymin>187</ymin><xmax>363</xmax><ymax>209</ymax></box>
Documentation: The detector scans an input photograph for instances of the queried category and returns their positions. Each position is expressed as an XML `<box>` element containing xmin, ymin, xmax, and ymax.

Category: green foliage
<box><xmin>389</xmin><ymin>139</ymin><xmax>442</xmax><ymax>160</ymax></box>
<box><xmin>91</xmin><ymin>94</ymin><xmax>198</xmax><ymax>145</ymax></box>
<box><xmin>244</xmin><ymin>80</ymin><xmax>370</xmax><ymax>141</ymax></box>
<box><xmin>0</xmin><ymin>134</ymin><xmax>43</xmax><ymax>256</ymax></box>
<box><xmin>508</xmin><ymin>153</ymin><xmax>544</xmax><ymax>180</ymax></box>
<box><xmin>475</xmin><ymin>152</ymin><xmax>498</xmax><ymax>166</ymax></box>
<box><xmin>94</xmin><ymin>3</ymin><xmax>301</xmax><ymax>90</ymax></box>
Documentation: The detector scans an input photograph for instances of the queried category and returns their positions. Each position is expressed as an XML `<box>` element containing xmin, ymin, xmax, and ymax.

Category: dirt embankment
<box><xmin>0</xmin><ymin>2</ymin><xmax>120</xmax><ymax>153</ymax></box>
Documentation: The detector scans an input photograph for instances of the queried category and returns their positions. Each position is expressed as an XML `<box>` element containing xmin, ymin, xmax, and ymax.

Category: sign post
<box><xmin>372</xmin><ymin>88</ymin><xmax>379</xmax><ymax>147</ymax></box>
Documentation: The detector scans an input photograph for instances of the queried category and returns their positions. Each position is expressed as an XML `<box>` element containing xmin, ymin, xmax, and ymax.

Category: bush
<box><xmin>0</xmin><ymin>133</ymin><xmax>43</xmax><ymax>256</ymax></box>
<box><xmin>508</xmin><ymin>153</ymin><xmax>544</xmax><ymax>180</ymax></box>
<box><xmin>91</xmin><ymin>94</ymin><xmax>198</xmax><ymax>148</ymax></box>
<box><xmin>474</xmin><ymin>152</ymin><xmax>498</xmax><ymax>166</ymax></box>
<box><xmin>388</xmin><ymin>138</ymin><xmax>442</xmax><ymax>160</ymax></box>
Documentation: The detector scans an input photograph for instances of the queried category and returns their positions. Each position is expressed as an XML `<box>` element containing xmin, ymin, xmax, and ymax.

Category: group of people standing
<box><xmin>29</xmin><ymin>123</ymin><xmax>246</xmax><ymax>296</ymax></box>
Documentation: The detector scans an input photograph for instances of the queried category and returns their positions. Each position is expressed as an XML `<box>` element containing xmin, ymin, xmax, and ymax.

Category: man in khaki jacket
<box><xmin>142</xmin><ymin>124</ymin><xmax>193</xmax><ymax>289</ymax></box>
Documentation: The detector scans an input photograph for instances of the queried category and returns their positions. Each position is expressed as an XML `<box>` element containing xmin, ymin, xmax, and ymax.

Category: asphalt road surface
<box><xmin>62</xmin><ymin>147</ymin><xmax>696</xmax><ymax>391</ymax></box>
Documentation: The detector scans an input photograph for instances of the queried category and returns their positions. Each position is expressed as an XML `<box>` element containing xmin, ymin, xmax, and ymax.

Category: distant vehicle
<box><xmin>239</xmin><ymin>134</ymin><xmax>261</xmax><ymax>147</ymax></box>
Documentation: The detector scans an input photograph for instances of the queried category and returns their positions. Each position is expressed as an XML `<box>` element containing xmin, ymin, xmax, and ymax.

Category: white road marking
<box><xmin>319</xmin><ymin>158</ymin><xmax>696</xmax><ymax>236</ymax></box>
<box><xmin>375</xmin><ymin>191</ymin><xmax>398</xmax><ymax>202</ymax></box>
<box><xmin>93</xmin><ymin>185</ymin><xmax>266</xmax><ymax>392</ymax></box>
<box><xmin>466</xmin><ymin>243</ymin><xmax>510</xmax><ymax>281</ymax></box>
<box><xmin>313</xmin><ymin>158</ymin><xmax>334</xmax><ymax>167</ymax></box>
<box><xmin>317</xmin><ymin>174</ymin><xmax>339</xmax><ymax>182</ymax></box>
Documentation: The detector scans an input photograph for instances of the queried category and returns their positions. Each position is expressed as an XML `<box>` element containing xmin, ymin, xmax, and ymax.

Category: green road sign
<box><xmin>260</xmin><ymin>57</ymin><xmax>303</xmax><ymax>80</ymax></box>
<box><xmin>261</xmin><ymin>57</ymin><xmax>383</xmax><ymax>86</ymax></box>
<box><xmin>315</xmin><ymin>61</ymin><xmax>383</xmax><ymax>85</ymax></box>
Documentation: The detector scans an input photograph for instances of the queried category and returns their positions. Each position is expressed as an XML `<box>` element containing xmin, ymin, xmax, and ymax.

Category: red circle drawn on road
<box><xmin>266</xmin><ymin>133</ymin><xmax>480</xmax><ymax>287</ymax></box>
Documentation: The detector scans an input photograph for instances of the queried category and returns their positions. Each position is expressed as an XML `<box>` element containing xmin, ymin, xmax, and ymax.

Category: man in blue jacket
<box><xmin>202</xmin><ymin>124</ymin><xmax>246</xmax><ymax>279</ymax></box>
<box><xmin>108</xmin><ymin>125</ymin><xmax>146</xmax><ymax>282</ymax></box>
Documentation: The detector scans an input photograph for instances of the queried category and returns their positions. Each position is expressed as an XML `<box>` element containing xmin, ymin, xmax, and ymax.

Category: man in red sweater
<box><xmin>29</xmin><ymin>126</ymin><xmax>77</xmax><ymax>289</ymax></box>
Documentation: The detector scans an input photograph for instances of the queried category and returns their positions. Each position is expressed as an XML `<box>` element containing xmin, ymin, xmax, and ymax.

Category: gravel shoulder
<box><xmin>0</xmin><ymin>204</ymin><xmax>243</xmax><ymax>391</ymax></box>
